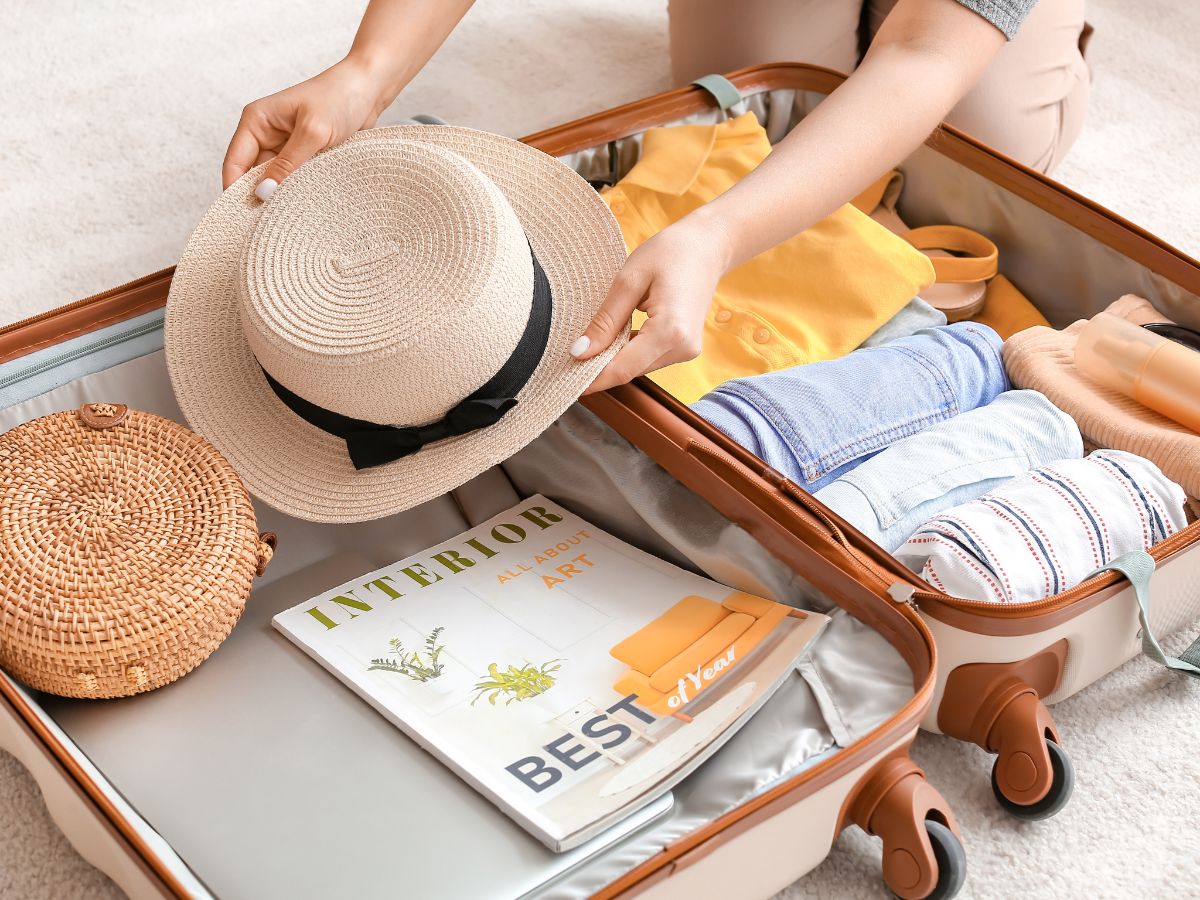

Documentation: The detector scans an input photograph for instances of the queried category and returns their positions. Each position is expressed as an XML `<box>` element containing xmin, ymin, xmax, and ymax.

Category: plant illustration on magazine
<box><xmin>471</xmin><ymin>659</ymin><xmax>563</xmax><ymax>706</ymax></box>
<box><xmin>367</xmin><ymin>626</ymin><xmax>446</xmax><ymax>682</ymax></box>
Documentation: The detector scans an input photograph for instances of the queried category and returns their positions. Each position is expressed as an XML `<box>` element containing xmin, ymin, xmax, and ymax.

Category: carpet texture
<box><xmin>0</xmin><ymin>1</ymin><xmax>1197</xmax><ymax>898</ymax></box>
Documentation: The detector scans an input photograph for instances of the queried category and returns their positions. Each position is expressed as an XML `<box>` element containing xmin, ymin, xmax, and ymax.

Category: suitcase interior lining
<box><xmin>0</xmin><ymin>339</ymin><xmax>913</xmax><ymax>899</ymax></box>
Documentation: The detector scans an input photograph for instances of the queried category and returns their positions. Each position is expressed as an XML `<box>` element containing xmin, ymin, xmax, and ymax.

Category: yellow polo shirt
<box><xmin>602</xmin><ymin>113</ymin><xmax>936</xmax><ymax>403</ymax></box>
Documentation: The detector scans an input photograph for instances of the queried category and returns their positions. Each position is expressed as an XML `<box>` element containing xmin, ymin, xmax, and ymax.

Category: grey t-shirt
<box><xmin>956</xmin><ymin>0</ymin><xmax>1037</xmax><ymax>39</ymax></box>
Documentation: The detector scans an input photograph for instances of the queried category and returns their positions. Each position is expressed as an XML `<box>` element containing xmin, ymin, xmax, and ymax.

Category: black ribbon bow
<box><xmin>260</xmin><ymin>244</ymin><xmax>553</xmax><ymax>471</ymax></box>
<box><xmin>343</xmin><ymin>397</ymin><xmax>517</xmax><ymax>469</ymax></box>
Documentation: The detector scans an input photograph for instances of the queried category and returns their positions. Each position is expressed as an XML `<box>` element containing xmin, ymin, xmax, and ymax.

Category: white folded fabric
<box><xmin>895</xmin><ymin>449</ymin><xmax>1187</xmax><ymax>603</ymax></box>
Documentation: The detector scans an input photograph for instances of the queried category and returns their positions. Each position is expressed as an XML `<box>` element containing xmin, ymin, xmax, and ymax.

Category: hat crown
<box><xmin>240</xmin><ymin>140</ymin><xmax>533</xmax><ymax>426</ymax></box>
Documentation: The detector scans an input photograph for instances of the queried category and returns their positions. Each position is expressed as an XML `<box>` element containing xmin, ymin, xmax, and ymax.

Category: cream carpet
<box><xmin>0</xmin><ymin>1</ymin><xmax>1197</xmax><ymax>898</ymax></box>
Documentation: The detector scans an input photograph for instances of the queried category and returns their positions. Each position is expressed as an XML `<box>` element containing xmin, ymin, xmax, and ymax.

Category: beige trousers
<box><xmin>667</xmin><ymin>0</ymin><xmax>1091</xmax><ymax>173</ymax></box>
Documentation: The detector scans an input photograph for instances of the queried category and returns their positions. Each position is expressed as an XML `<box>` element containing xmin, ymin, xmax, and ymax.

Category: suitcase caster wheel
<box><xmin>852</xmin><ymin>756</ymin><xmax>964</xmax><ymax>899</ymax></box>
<box><xmin>991</xmin><ymin>738</ymin><xmax>1074</xmax><ymax>820</ymax></box>
<box><xmin>913</xmin><ymin>820</ymin><xmax>966</xmax><ymax>900</ymax></box>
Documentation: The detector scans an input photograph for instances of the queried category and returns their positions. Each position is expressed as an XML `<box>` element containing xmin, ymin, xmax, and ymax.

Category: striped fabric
<box><xmin>894</xmin><ymin>450</ymin><xmax>1188</xmax><ymax>604</ymax></box>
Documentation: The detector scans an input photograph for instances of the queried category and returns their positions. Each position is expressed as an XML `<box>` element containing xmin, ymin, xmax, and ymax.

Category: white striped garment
<box><xmin>894</xmin><ymin>450</ymin><xmax>1187</xmax><ymax>603</ymax></box>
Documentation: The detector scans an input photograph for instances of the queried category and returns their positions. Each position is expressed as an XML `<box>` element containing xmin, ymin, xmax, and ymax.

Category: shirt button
<box><xmin>714</xmin><ymin>310</ymin><xmax>732</xmax><ymax>323</ymax></box>
<box><xmin>754</xmin><ymin>328</ymin><xmax>771</xmax><ymax>344</ymax></box>
<box><xmin>610</xmin><ymin>200</ymin><xmax>628</xmax><ymax>215</ymax></box>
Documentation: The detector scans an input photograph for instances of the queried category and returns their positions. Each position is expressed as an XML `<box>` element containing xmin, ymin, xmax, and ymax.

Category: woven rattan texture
<box><xmin>0</xmin><ymin>405</ymin><xmax>264</xmax><ymax>698</ymax></box>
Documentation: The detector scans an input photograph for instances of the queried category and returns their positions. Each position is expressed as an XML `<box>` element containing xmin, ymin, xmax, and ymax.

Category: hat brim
<box><xmin>165</xmin><ymin>125</ymin><xmax>628</xmax><ymax>523</ymax></box>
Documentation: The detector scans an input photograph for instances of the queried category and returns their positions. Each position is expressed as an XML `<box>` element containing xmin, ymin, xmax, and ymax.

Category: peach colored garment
<box><xmin>1003</xmin><ymin>295</ymin><xmax>1200</xmax><ymax>498</ymax></box>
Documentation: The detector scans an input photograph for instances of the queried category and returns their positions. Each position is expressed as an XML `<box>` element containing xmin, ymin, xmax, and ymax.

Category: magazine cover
<box><xmin>273</xmin><ymin>495</ymin><xmax>828</xmax><ymax>851</ymax></box>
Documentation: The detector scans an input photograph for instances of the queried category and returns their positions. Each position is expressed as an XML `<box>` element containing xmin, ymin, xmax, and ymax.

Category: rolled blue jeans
<box><xmin>691</xmin><ymin>323</ymin><xmax>1008</xmax><ymax>492</ymax></box>
<box><xmin>814</xmin><ymin>390</ymin><xmax>1083</xmax><ymax>551</ymax></box>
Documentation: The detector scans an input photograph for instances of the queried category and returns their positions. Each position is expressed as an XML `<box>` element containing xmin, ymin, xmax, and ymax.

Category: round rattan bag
<box><xmin>0</xmin><ymin>402</ymin><xmax>276</xmax><ymax>699</ymax></box>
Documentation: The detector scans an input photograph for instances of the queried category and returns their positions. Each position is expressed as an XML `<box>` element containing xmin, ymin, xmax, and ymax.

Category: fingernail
<box><xmin>254</xmin><ymin>178</ymin><xmax>278</xmax><ymax>201</ymax></box>
<box><xmin>569</xmin><ymin>335</ymin><xmax>591</xmax><ymax>358</ymax></box>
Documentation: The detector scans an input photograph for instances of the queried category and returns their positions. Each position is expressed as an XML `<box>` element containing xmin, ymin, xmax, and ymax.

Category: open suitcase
<box><xmin>0</xmin><ymin>71</ymin><xmax>970</xmax><ymax>900</ymax></box>
<box><xmin>527</xmin><ymin>63</ymin><xmax>1200</xmax><ymax>819</ymax></box>
<box><xmin>2</xmin><ymin>61</ymin><xmax>1197</xmax><ymax>900</ymax></box>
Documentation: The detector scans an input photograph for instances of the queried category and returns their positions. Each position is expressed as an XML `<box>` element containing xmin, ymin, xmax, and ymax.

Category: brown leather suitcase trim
<box><xmin>0</xmin><ymin>269</ymin><xmax>173</xmax><ymax>365</ymax></box>
<box><xmin>4</xmin><ymin>62</ymin><xmax>1198</xmax><ymax>363</ymax></box>
<box><xmin>623</xmin><ymin>367</ymin><xmax>1200</xmax><ymax>638</ymax></box>
<box><xmin>578</xmin><ymin>384</ymin><xmax>940</xmax><ymax>894</ymax></box>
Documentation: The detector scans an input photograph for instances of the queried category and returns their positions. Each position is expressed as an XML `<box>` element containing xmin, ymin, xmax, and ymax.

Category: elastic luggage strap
<box><xmin>691</xmin><ymin>74</ymin><xmax>743</xmax><ymax>112</ymax></box>
<box><xmin>1090</xmin><ymin>551</ymin><xmax>1200</xmax><ymax>677</ymax></box>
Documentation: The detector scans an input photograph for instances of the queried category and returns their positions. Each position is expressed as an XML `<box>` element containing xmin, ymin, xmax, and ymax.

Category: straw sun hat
<box><xmin>166</xmin><ymin>125</ymin><xmax>628</xmax><ymax>523</ymax></box>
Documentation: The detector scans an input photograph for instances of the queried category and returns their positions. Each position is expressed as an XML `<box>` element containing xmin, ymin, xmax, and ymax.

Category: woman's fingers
<box><xmin>583</xmin><ymin>314</ymin><xmax>699</xmax><ymax>395</ymax></box>
<box><xmin>222</xmin><ymin>120</ymin><xmax>265</xmax><ymax>189</ymax></box>
<box><xmin>255</xmin><ymin>117</ymin><xmax>334</xmax><ymax>200</ymax></box>
<box><xmin>570</xmin><ymin>264</ymin><xmax>649</xmax><ymax>360</ymax></box>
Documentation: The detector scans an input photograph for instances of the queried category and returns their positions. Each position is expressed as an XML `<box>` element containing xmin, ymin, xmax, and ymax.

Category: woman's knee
<box><xmin>944</xmin><ymin>0</ymin><xmax>1092</xmax><ymax>173</ymax></box>
<box><xmin>667</xmin><ymin>0</ymin><xmax>864</xmax><ymax>84</ymax></box>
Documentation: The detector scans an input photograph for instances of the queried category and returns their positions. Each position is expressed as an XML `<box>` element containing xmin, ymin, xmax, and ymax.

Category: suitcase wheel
<box><xmin>991</xmin><ymin>737</ymin><xmax>1075</xmax><ymax>820</ymax></box>
<box><xmin>939</xmin><ymin>660</ymin><xmax>1073</xmax><ymax>818</ymax></box>
<box><xmin>917</xmin><ymin>820</ymin><xmax>967</xmax><ymax>900</ymax></box>
<box><xmin>848</xmin><ymin>755</ymin><xmax>966</xmax><ymax>899</ymax></box>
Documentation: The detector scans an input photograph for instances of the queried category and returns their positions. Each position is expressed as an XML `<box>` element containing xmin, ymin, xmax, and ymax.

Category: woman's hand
<box><xmin>221</xmin><ymin>0</ymin><xmax>477</xmax><ymax>194</ymax></box>
<box><xmin>222</xmin><ymin>57</ymin><xmax>393</xmax><ymax>193</ymax></box>
<box><xmin>572</xmin><ymin>214</ymin><xmax>731</xmax><ymax>395</ymax></box>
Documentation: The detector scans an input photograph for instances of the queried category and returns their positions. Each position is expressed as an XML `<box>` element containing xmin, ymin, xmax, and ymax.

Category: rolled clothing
<box><xmin>895</xmin><ymin>450</ymin><xmax>1188</xmax><ymax>604</ymax></box>
<box><xmin>692</xmin><ymin>322</ymin><xmax>1007</xmax><ymax>492</ymax></box>
<box><xmin>1003</xmin><ymin>294</ymin><xmax>1200</xmax><ymax>499</ymax></box>
<box><xmin>814</xmin><ymin>390</ymin><xmax>1082</xmax><ymax>552</ymax></box>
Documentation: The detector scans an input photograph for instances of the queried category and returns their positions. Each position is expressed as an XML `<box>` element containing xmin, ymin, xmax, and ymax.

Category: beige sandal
<box><xmin>854</xmin><ymin>171</ymin><xmax>999</xmax><ymax>322</ymax></box>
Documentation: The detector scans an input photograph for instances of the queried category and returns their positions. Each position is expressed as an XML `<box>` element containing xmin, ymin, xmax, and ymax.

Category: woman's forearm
<box><xmin>346</xmin><ymin>0</ymin><xmax>478</xmax><ymax>108</ymax></box>
<box><xmin>692</xmin><ymin>0</ymin><xmax>1005</xmax><ymax>271</ymax></box>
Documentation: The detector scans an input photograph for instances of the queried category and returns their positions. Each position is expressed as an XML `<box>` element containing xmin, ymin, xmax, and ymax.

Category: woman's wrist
<box><xmin>340</xmin><ymin>50</ymin><xmax>409</xmax><ymax>115</ymax></box>
<box><xmin>681</xmin><ymin>205</ymin><xmax>738</xmax><ymax>276</ymax></box>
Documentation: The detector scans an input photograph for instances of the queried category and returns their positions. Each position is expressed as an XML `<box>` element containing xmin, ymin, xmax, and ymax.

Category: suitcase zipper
<box><xmin>0</xmin><ymin>317</ymin><xmax>163</xmax><ymax>391</ymax></box>
<box><xmin>887</xmin><ymin>583</ymin><xmax>919</xmax><ymax>610</ymax></box>
<box><xmin>0</xmin><ymin>267</ymin><xmax>173</xmax><ymax>338</ymax></box>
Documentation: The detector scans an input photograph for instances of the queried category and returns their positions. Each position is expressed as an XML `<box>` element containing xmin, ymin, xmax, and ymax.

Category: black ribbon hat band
<box><xmin>262</xmin><ymin>246</ymin><xmax>553</xmax><ymax>471</ymax></box>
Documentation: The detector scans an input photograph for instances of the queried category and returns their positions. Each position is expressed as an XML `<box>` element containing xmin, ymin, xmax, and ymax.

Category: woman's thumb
<box><xmin>570</xmin><ymin>267</ymin><xmax>646</xmax><ymax>360</ymax></box>
<box><xmin>254</xmin><ymin>121</ymin><xmax>329</xmax><ymax>201</ymax></box>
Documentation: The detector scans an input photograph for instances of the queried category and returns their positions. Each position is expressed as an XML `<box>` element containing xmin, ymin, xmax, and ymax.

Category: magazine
<box><xmin>273</xmin><ymin>495</ymin><xmax>828</xmax><ymax>851</ymax></box>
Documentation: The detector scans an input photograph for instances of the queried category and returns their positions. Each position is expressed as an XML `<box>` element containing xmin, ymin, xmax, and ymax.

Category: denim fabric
<box><xmin>857</xmin><ymin>297</ymin><xmax>947</xmax><ymax>349</ymax></box>
<box><xmin>691</xmin><ymin>323</ymin><xmax>1007</xmax><ymax>491</ymax></box>
<box><xmin>814</xmin><ymin>390</ymin><xmax>1083</xmax><ymax>551</ymax></box>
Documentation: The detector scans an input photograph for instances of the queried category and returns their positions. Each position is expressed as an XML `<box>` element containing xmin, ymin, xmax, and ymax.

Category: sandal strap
<box><xmin>906</xmin><ymin>225</ymin><xmax>999</xmax><ymax>284</ymax></box>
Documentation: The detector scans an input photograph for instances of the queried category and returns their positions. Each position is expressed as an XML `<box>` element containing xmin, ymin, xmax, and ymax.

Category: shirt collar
<box><xmin>618</xmin><ymin>112</ymin><xmax>763</xmax><ymax>196</ymax></box>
